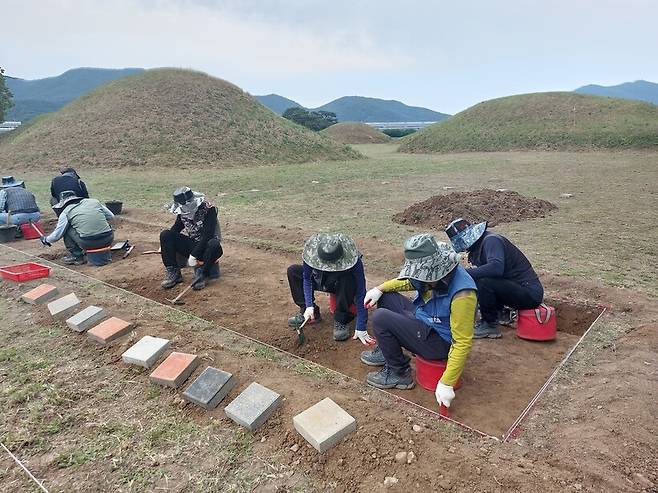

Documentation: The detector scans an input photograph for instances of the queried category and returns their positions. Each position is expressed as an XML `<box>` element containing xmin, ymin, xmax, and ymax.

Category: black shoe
<box><xmin>287</xmin><ymin>306</ymin><xmax>321</xmax><ymax>328</ymax></box>
<box><xmin>161</xmin><ymin>266</ymin><xmax>183</xmax><ymax>289</ymax></box>
<box><xmin>473</xmin><ymin>319</ymin><xmax>502</xmax><ymax>339</ymax></box>
<box><xmin>366</xmin><ymin>366</ymin><xmax>415</xmax><ymax>390</ymax></box>
<box><xmin>333</xmin><ymin>321</ymin><xmax>350</xmax><ymax>341</ymax></box>
<box><xmin>191</xmin><ymin>268</ymin><xmax>207</xmax><ymax>291</ymax></box>
<box><xmin>360</xmin><ymin>345</ymin><xmax>385</xmax><ymax>366</ymax></box>
<box><xmin>63</xmin><ymin>255</ymin><xmax>86</xmax><ymax>265</ymax></box>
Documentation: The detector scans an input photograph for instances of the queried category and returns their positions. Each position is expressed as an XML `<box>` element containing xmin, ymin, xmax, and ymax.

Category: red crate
<box><xmin>0</xmin><ymin>262</ymin><xmax>51</xmax><ymax>282</ymax></box>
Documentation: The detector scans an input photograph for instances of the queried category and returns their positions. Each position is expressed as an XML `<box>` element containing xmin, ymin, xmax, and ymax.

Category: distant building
<box><xmin>0</xmin><ymin>121</ymin><xmax>21</xmax><ymax>133</ymax></box>
<box><xmin>366</xmin><ymin>121</ymin><xmax>436</xmax><ymax>130</ymax></box>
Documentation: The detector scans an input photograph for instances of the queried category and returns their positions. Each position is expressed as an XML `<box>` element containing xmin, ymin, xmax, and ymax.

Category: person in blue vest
<box><xmin>445</xmin><ymin>218</ymin><xmax>544</xmax><ymax>339</ymax></box>
<box><xmin>360</xmin><ymin>234</ymin><xmax>477</xmax><ymax>410</ymax></box>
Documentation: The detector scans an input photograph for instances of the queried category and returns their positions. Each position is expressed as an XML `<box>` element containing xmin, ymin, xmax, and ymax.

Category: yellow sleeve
<box><xmin>440</xmin><ymin>290</ymin><xmax>477</xmax><ymax>387</ymax></box>
<box><xmin>380</xmin><ymin>278</ymin><xmax>414</xmax><ymax>292</ymax></box>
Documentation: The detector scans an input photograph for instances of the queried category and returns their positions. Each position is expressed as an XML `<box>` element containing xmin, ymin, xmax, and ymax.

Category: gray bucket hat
<box><xmin>445</xmin><ymin>218</ymin><xmax>487</xmax><ymax>253</ymax></box>
<box><xmin>302</xmin><ymin>233</ymin><xmax>359</xmax><ymax>272</ymax></box>
<box><xmin>52</xmin><ymin>190</ymin><xmax>83</xmax><ymax>214</ymax></box>
<box><xmin>398</xmin><ymin>233</ymin><xmax>461</xmax><ymax>282</ymax></box>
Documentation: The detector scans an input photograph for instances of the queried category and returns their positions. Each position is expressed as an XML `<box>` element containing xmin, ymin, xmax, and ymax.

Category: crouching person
<box><xmin>360</xmin><ymin>234</ymin><xmax>477</xmax><ymax>409</ymax></box>
<box><xmin>287</xmin><ymin>233</ymin><xmax>373</xmax><ymax>344</ymax></box>
<box><xmin>160</xmin><ymin>187</ymin><xmax>223</xmax><ymax>291</ymax></box>
<box><xmin>0</xmin><ymin>176</ymin><xmax>41</xmax><ymax>226</ymax></box>
<box><xmin>41</xmin><ymin>191</ymin><xmax>114</xmax><ymax>265</ymax></box>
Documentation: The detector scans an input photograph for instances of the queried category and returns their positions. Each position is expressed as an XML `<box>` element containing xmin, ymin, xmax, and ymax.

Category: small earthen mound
<box><xmin>393</xmin><ymin>189</ymin><xmax>558</xmax><ymax>229</ymax></box>
<box><xmin>321</xmin><ymin>122</ymin><xmax>391</xmax><ymax>144</ymax></box>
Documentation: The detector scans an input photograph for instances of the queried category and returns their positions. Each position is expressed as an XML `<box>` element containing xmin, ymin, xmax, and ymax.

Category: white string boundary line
<box><xmin>502</xmin><ymin>306</ymin><xmax>608</xmax><ymax>441</ymax></box>
<box><xmin>0</xmin><ymin>243</ymin><xmax>498</xmax><ymax>440</ymax></box>
<box><xmin>1</xmin><ymin>442</ymin><xmax>50</xmax><ymax>493</ymax></box>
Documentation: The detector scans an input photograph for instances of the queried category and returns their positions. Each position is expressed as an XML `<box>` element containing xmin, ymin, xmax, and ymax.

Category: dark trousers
<box><xmin>286</xmin><ymin>264</ymin><xmax>356</xmax><ymax>324</ymax></box>
<box><xmin>64</xmin><ymin>229</ymin><xmax>114</xmax><ymax>257</ymax></box>
<box><xmin>372</xmin><ymin>292</ymin><xmax>451</xmax><ymax>373</ymax></box>
<box><xmin>160</xmin><ymin>230</ymin><xmax>223</xmax><ymax>274</ymax></box>
<box><xmin>476</xmin><ymin>277</ymin><xmax>543</xmax><ymax>323</ymax></box>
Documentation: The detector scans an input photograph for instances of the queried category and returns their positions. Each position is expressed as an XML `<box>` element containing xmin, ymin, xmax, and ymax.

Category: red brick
<box><xmin>87</xmin><ymin>317</ymin><xmax>133</xmax><ymax>345</ymax></box>
<box><xmin>150</xmin><ymin>352</ymin><xmax>199</xmax><ymax>388</ymax></box>
<box><xmin>21</xmin><ymin>284</ymin><xmax>59</xmax><ymax>305</ymax></box>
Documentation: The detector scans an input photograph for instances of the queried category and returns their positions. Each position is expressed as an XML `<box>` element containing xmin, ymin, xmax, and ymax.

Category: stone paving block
<box><xmin>122</xmin><ymin>336</ymin><xmax>170</xmax><ymax>368</ymax></box>
<box><xmin>293</xmin><ymin>397</ymin><xmax>356</xmax><ymax>453</ymax></box>
<box><xmin>47</xmin><ymin>293</ymin><xmax>81</xmax><ymax>319</ymax></box>
<box><xmin>150</xmin><ymin>352</ymin><xmax>199</xmax><ymax>388</ymax></box>
<box><xmin>183</xmin><ymin>367</ymin><xmax>235</xmax><ymax>410</ymax></box>
<box><xmin>87</xmin><ymin>317</ymin><xmax>133</xmax><ymax>345</ymax></box>
<box><xmin>224</xmin><ymin>382</ymin><xmax>282</xmax><ymax>431</ymax></box>
<box><xmin>66</xmin><ymin>306</ymin><xmax>107</xmax><ymax>333</ymax></box>
<box><xmin>21</xmin><ymin>284</ymin><xmax>59</xmax><ymax>305</ymax></box>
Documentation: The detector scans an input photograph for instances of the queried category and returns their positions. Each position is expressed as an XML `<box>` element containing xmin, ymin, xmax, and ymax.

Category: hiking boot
<box><xmin>191</xmin><ymin>268</ymin><xmax>207</xmax><ymax>291</ymax></box>
<box><xmin>161</xmin><ymin>266</ymin><xmax>183</xmax><ymax>289</ymax></box>
<box><xmin>366</xmin><ymin>366</ymin><xmax>415</xmax><ymax>390</ymax></box>
<box><xmin>333</xmin><ymin>321</ymin><xmax>350</xmax><ymax>341</ymax></box>
<box><xmin>287</xmin><ymin>307</ymin><xmax>321</xmax><ymax>328</ymax></box>
<box><xmin>498</xmin><ymin>307</ymin><xmax>518</xmax><ymax>326</ymax></box>
<box><xmin>473</xmin><ymin>319</ymin><xmax>502</xmax><ymax>339</ymax></box>
<box><xmin>63</xmin><ymin>254</ymin><xmax>86</xmax><ymax>265</ymax></box>
<box><xmin>360</xmin><ymin>345</ymin><xmax>386</xmax><ymax>366</ymax></box>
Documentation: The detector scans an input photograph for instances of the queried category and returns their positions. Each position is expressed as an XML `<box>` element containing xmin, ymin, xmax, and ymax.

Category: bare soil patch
<box><xmin>393</xmin><ymin>189</ymin><xmax>558</xmax><ymax>229</ymax></box>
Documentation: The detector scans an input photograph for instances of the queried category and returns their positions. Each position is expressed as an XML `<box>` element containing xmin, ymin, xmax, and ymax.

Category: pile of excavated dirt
<box><xmin>393</xmin><ymin>188</ymin><xmax>558</xmax><ymax>228</ymax></box>
<box><xmin>321</xmin><ymin>122</ymin><xmax>391</xmax><ymax>144</ymax></box>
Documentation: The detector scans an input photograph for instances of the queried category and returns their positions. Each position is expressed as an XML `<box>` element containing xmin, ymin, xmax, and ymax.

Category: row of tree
<box><xmin>0</xmin><ymin>67</ymin><xmax>13</xmax><ymax>122</ymax></box>
<box><xmin>282</xmin><ymin>107</ymin><xmax>337</xmax><ymax>131</ymax></box>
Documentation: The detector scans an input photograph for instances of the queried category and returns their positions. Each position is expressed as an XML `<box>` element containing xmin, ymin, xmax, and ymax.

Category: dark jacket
<box><xmin>51</xmin><ymin>174</ymin><xmax>89</xmax><ymax>202</ymax></box>
<box><xmin>171</xmin><ymin>203</ymin><xmax>220</xmax><ymax>259</ymax></box>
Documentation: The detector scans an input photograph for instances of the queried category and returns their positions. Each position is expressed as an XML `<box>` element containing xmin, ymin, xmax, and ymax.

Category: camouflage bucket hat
<box><xmin>302</xmin><ymin>233</ymin><xmax>359</xmax><ymax>272</ymax></box>
<box><xmin>398</xmin><ymin>233</ymin><xmax>461</xmax><ymax>282</ymax></box>
<box><xmin>445</xmin><ymin>218</ymin><xmax>487</xmax><ymax>253</ymax></box>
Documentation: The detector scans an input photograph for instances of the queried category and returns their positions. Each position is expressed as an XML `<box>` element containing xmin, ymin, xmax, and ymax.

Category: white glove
<box><xmin>303</xmin><ymin>306</ymin><xmax>316</xmax><ymax>322</ymax></box>
<box><xmin>364</xmin><ymin>287</ymin><xmax>383</xmax><ymax>308</ymax></box>
<box><xmin>352</xmin><ymin>329</ymin><xmax>376</xmax><ymax>346</ymax></box>
<box><xmin>435</xmin><ymin>382</ymin><xmax>455</xmax><ymax>408</ymax></box>
<box><xmin>188</xmin><ymin>255</ymin><xmax>198</xmax><ymax>267</ymax></box>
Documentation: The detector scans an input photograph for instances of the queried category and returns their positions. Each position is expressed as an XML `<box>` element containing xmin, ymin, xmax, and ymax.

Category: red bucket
<box><xmin>414</xmin><ymin>355</ymin><xmax>462</xmax><ymax>391</ymax></box>
<box><xmin>517</xmin><ymin>304</ymin><xmax>557</xmax><ymax>341</ymax></box>
<box><xmin>20</xmin><ymin>222</ymin><xmax>44</xmax><ymax>240</ymax></box>
<box><xmin>328</xmin><ymin>293</ymin><xmax>357</xmax><ymax>315</ymax></box>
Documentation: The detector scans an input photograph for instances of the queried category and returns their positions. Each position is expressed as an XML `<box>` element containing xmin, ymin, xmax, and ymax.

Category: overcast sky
<box><xmin>2</xmin><ymin>0</ymin><xmax>657</xmax><ymax>113</ymax></box>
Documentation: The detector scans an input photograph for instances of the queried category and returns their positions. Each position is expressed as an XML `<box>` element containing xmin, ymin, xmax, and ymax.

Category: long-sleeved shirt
<box><xmin>302</xmin><ymin>258</ymin><xmax>368</xmax><ymax>331</ymax></box>
<box><xmin>46</xmin><ymin>200</ymin><xmax>114</xmax><ymax>243</ymax></box>
<box><xmin>380</xmin><ymin>278</ymin><xmax>477</xmax><ymax>386</ymax></box>
<box><xmin>171</xmin><ymin>205</ymin><xmax>219</xmax><ymax>259</ymax></box>
<box><xmin>50</xmin><ymin>174</ymin><xmax>89</xmax><ymax>201</ymax></box>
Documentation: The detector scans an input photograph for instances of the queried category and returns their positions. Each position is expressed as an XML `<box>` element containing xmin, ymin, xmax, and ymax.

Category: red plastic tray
<box><xmin>0</xmin><ymin>262</ymin><xmax>51</xmax><ymax>282</ymax></box>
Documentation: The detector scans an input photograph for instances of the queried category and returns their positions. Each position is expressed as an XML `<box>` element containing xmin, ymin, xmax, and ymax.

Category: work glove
<box><xmin>352</xmin><ymin>329</ymin><xmax>376</xmax><ymax>346</ymax></box>
<box><xmin>435</xmin><ymin>382</ymin><xmax>455</xmax><ymax>408</ymax></box>
<box><xmin>303</xmin><ymin>306</ymin><xmax>316</xmax><ymax>322</ymax></box>
<box><xmin>364</xmin><ymin>287</ymin><xmax>383</xmax><ymax>308</ymax></box>
<box><xmin>188</xmin><ymin>255</ymin><xmax>198</xmax><ymax>267</ymax></box>
<box><xmin>40</xmin><ymin>236</ymin><xmax>51</xmax><ymax>247</ymax></box>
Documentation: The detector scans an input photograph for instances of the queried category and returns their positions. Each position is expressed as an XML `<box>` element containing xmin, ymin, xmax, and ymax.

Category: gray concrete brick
<box><xmin>182</xmin><ymin>367</ymin><xmax>235</xmax><ymax>410</ymax></box>
<box><xmin>65</xmin><ymin>306</ymin><xmax>107</xmax><ymax>333</ymax></box>
<box><xmin>122</xmin><ymin>336</ymin><xmax>170</xmax><ymax>368</ymax></box>
<box><xmin>224</xmin><ymin>382</ymin><xmax>282</xmax><ymax>431</ymax></box>
<box><xmin>292</xmin><ymin>397</ymin><xmax>356</xmax><ymax>453</ymax></box>
<box><xmin>47</xmin><ymin>293</ymin><xmax>81</xmax><ymax>319</ymax></box>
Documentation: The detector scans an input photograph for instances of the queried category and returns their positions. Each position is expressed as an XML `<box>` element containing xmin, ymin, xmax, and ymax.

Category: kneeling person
<box><xmin>361</xmin><ymin>234</ymin><xmax>477</xmax><ymax>409</ymax></box>
<box><xmin>160</xmin><ymin>187</ymin><xmax>223</xmax><ymax>291</ymax></box>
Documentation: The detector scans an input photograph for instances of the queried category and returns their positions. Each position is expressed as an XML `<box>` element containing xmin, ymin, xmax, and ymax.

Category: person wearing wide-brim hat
<box><xmin>0</xmin><ymin>176</ymin><xmax>41</xmax><ymax>227</ymax></box>
<box><xmin>445</xmin><ymin>218</ymin><xmax>544</xmax><ymax>339</ymax></box>
<box><xmin>360</xmin><ymin>234</ymin><xmax>477</xmax><ymax>409</ymax></box>
<box><xmin>41</xmin><ymin>190</ymin><xmax>115</xmax><ymax>265</ymax></box>
<box><xmin>287</xmin><ymin>233</ymin><xmax>373</xmax><ymax>344</ymax></box>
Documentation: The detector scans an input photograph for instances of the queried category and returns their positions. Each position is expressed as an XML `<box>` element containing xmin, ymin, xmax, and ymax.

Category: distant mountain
<box><xmin>575</xmin><ymin>80</ymin><xmax>658</xmax><ymax>105</ymax></box>
<box><xmin>5</xmin><ymin>67</ymin><xmax>144</xmax><ymax>121</ymax></box>
<box><xmin>254</xmin><ymin>94</ymin><xmax>302</xmax><ymax>115</ymax></box>
<box><xmin>313</xmin><ymin>96</ymin><xmax>450</xmax><ymax>123</ymax></box>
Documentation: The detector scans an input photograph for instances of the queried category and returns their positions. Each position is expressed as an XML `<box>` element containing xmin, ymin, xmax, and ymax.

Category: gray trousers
<box><xmin>64</xmin><ymin>228</ymin><xmax>114</xmax><ymax>257</ymax></box>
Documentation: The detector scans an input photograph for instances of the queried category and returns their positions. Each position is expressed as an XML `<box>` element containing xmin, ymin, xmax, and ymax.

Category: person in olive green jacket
<box><xmin>41</xmin><ymin>191</ymin><xmax>114</xmax><ymax>265</ymax></box>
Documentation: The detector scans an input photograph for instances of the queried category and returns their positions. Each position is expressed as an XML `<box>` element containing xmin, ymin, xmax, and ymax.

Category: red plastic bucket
<box><xmin>517</xmin><ymin>304</ymin><xmax>557</xmax><ymax>341</ymax></box>
<box><xmin>20</xmin><ymin>222</ymin><xmax>44</xmax><ymax>240</ymax></box>
<box><xmin>328</xmin><ymin>293</ymin><xmax>357</xmax><ymax>315</ymax></box>
<box><xmin>414</xmin><ymin>355</ymin><xmax>462</xmax><ymax>391</ymax></box>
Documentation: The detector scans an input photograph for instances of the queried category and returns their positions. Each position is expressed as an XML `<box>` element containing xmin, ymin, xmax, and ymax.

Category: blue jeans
<box><xmin>0</xmin><ymin>211</ymin><xmax>40</xmax><ymax>226</ymax></box>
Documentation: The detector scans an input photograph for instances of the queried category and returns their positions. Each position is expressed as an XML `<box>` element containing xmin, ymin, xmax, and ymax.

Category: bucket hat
<box><xmin>302</xmin><ymin>233</ymin><xmax>359</xmax><ymax>272</ymax></box>
<box><xmin>445</xmin><ymin>218</ymin><xmax>487</xmax><ymax>253</ymax></box>
<box><xmin>169</xmin><ymin>186</ymin><xmax>205</xmax><ymax>217</ymax></box>
<box><xmin>1</xmin><ymin>176</ymin><xmax>24</xmax><ymax>188</ymax></box>
<box><xmin>52</xmin><ymin>190</ymin><xmax>84</xmax><ymax>214</ymax></box>
<box><xmin>398</xmin><ymin>233</ymin><xmax>460</xmax><ymax>282</ymax></box>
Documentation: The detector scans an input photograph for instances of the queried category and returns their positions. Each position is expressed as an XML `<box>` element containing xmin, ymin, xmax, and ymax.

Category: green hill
<box><xmin>575</xmin><ymin>80</ymin><xmax>658</xmax><ymax>105</ymax></box>
<box><xmin>315</xmin><ymin>96</ymin><xmax>449</xmax><ymax>123</ymax></box>
<box><xmin>399</xmin><ymin>92</ymin><xmax>658</xmax><ymax>153</ymax></box>
<box><xmin>5</xmin><ymin>67</ymin><xmax>144</xmax><ymax>121</ymax></box>
<box><xmin>0</xmin><ymin>68</ymin><xmax>361</xmax><ymax>168</ymax></box>
<box><xmin>254</xmin><ymin>94</ymin><xmax>303</xmax><ymax>115</ymax></box>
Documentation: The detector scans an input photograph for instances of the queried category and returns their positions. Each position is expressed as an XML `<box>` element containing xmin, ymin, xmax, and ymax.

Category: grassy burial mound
<box><xmin>399</xmin><ymin>92</ymin><xmax>658</xmax><ymax>153</ymax></box>
<box><xmin>321</xmin><ymin>122</ymin><xmax>392</xmax><ymax>144</ymax></box>
<box><xmin>0</xmin><ymin>69</ymin><xmax>361</xmax><ymax>168</ymax></box>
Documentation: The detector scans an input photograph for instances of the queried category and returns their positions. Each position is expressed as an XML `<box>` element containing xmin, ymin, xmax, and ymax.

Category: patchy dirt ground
<box><xmin>393</xmin><ymin>189</ymin><xmax>558</xmax><ymax>229</ymax></box>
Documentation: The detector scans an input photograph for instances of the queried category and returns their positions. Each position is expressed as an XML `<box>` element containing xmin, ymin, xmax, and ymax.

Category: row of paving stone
<box><xmin>21</xmin><ymin>283</ymin><xmax>356</xmax><ymax>452</ymax></box>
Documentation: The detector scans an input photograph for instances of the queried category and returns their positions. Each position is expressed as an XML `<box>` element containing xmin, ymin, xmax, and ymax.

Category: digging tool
<box><xmin>166</xmin><ymin>283</ymin><xmax>194</xmax><ymax>305</ymax></box>
<box><xmin>122</xmin><ymin>245</ymin><xmax>135</xmax><ymax>259</ymax></box>
<box><xmin>294</xmin><ymin>316</ymin><xmax>311</xmax><ymax>346</ymax></box>
<box><xmin>439</xmin><ymin>404</ymin><xmax>450</xmax><ymax>418</ymax></box>
<box><xmin>28</xmin><ymin>220</ymin><xmax>45</xmax><ymax>237</ymax></box>
<box><xmin>142</xmin><ymin>247</ymin><xmax>161</xmax><ymax>255</ymax></box>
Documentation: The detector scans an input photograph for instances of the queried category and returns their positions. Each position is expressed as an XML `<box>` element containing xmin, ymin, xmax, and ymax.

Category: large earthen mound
<box><xmin>393</xmin><ymin>189</ymin><xmax>558</xmax><ymax>229</ymax></box>
<box><xmin>321</xmin><ymin>122</ymin><xmax>391</xmax><ymax>144</ymax></box>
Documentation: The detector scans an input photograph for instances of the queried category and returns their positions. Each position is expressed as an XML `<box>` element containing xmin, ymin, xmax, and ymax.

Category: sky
<box><xmin>2</xmin><ymin>0</ymin><xmax>657</xmax><ymax>114</ymax></box>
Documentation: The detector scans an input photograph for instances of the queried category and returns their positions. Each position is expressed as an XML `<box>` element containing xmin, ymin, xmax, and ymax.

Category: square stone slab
<box><xmin>22</xmin><ymin>284</ymin><xmax>59</xmax><ymax>305</ymax></box>
<box><xmin>122</xmin><ymin>336</ymin><xmax>170</xmax><ymax>368</ymax></box>
<box><xmin>224</xmin><ymin>382</ymin><xmax>282</xmax><ymax>431</ymax></box>
<box><xmin>87</xmin><ymin>317</ymin><xmax>133</xmax><ymax>344</ymax></box>
<box><xmin>47</xmin><ymin>293</ymin><xmax>81</xmax><ymax>319</ymax></box>
<box><xmin>183</xmin><ymin>367</ymin><xmax>235</xmax><ymax>410</ymax></box>
<box><xmin>150</xmin><ymin>352</ymin><xmax>199</xmax><ymax>388</ymax></box>
<box><xmin>293</xmin><ymin>397</ymin><xmax>356</xmax><ymax>453</ymax></box>
<box><xmin>66</xmin><ymin>306</ymin><xmax>107</xmax><ymax>333</ymax></box>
